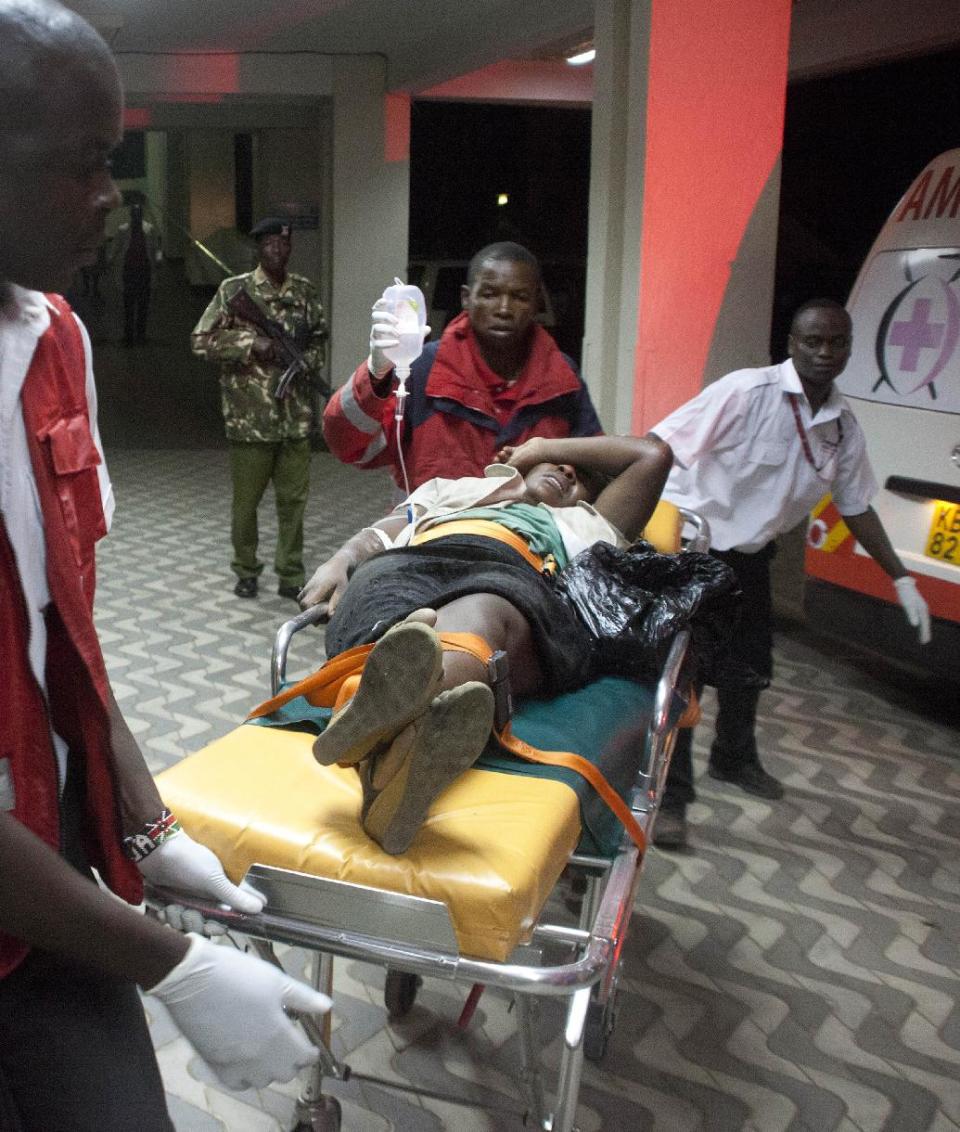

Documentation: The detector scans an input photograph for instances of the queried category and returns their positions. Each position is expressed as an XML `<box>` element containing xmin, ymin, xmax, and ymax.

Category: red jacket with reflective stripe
<box><xmin>0</xmin><ymin>296</ymin><xmax>142</xmax><ymax>978</ymax></box>
<box><xmin>323</xmin><ymin>313</ymin><xmax>602</xmax><ymax>491</ymax></box>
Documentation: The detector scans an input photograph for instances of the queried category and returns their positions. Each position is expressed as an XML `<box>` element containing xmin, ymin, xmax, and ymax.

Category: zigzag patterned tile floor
<box><xmin>94</xmin><ymin>448</ymin><xmax>960</xmax><ymax>1132</ymax></box>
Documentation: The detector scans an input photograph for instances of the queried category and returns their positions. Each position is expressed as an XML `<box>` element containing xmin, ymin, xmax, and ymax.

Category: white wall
<box><xmin>164</xmin><ymin>131</ymin><xmax>189</xmax><ymax>260</ymax></box>
<box><xmin>329</xmin><ymin>57</ymin><xmax>410</xmax><ymax>386</ymax></box>
<box><xmin>582</xmin><ymin>0</ymin><xmax>650</xmax><ymax>433</ymax></box>
<box><xmin>116</xmin><ymin>54</ymin><xmax>333</xmax><ymax>101</ymax></box>
<box><xmin>188</xmin><ymin>130</ymin><xmax>235</xmax><ymax>240</ymax></box>
<box><xmin>256</xmin><ymin>129</ymin><xmax>324</xmax><ymax>286</ymax></box>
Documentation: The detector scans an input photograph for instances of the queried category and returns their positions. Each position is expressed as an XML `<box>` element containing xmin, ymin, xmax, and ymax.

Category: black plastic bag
<box><xmin>555</xmin><ymin>539</ymin><xmax>744</xmax><ymax>686</ymax></box>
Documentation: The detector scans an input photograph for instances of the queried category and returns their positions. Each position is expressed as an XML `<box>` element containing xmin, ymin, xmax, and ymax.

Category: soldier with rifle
<box><xmin>192</xmin><ymin>218</ymin><xmax>328</xmax><ymax>600</ymax></box>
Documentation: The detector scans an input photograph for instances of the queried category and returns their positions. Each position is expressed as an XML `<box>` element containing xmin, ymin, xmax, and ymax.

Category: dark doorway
<box><xmin>774</xmin><ymin>45</ymin><xmax>960</xmax><ymax>355</ymax></box>
<box><xmin>234</xmin><ymin>132</ymin><xmax>254</xmax><ymax>234</ymax></box>
<box><xmin>409</xmin><ymin>101</ymin><xmax>592</xmax><ymax>362</ymax></box>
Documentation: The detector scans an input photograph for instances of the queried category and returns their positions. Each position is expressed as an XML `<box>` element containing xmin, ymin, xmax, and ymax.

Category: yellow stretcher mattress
<box><xmin>157</xmin><ymin>724</ymin><xmax>582</xmax><ymax>961</ymax></box>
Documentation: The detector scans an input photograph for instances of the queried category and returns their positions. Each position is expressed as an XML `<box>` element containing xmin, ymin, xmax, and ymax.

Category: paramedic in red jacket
<box><xmin>323</xmin><ymin>242</ymin><xmax>603</xmax><ymax>491</ymax></box>
<box><xmin>0</xmin><ymin>4</ymin><xmax>330</xmax><ymax>1129</ymax></box>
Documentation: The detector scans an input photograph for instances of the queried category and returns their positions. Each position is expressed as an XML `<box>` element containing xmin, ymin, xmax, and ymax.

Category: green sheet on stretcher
<box><xmin>253</xmin><ymin>676</ymin><xmax>684</xmax><ymax>857</ymax></box>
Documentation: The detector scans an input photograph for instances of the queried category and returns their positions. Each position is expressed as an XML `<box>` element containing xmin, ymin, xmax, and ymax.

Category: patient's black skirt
<box><xmin>324</xmin><ymin>535</ymin><xmax>595</xmax><ymax>694</ymax></box>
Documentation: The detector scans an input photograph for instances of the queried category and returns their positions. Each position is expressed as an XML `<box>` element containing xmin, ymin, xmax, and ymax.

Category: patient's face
<box><xmin>523</xmin><ymin>463</ymin><xmax>593</xmax><ymax>507</ymax></box>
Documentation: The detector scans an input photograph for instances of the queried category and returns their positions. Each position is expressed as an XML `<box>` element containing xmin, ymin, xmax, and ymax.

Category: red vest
<box><xmin>0</xmin><ymin>296</ymin><xmax>142</xmax><ymax>978</ymax></box>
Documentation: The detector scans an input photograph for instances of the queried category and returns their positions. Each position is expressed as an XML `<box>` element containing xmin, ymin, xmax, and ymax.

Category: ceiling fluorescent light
<box><xmin>566</xmin><ymin>47</ymin><xmax>595</xmax><ymax>66</ymax></box>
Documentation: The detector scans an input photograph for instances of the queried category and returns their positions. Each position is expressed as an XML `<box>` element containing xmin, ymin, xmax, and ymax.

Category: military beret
<box><xmin>250</xmin><ymin>217</ymin><xmax>292</xmax><ymax>240</ymax></box>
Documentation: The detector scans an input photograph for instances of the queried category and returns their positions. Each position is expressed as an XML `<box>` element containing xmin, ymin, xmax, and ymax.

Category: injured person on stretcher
<box><xmin>298</xmin><ymin>433</ymin><xmax>673</xmax><ymax>854</ymax></box>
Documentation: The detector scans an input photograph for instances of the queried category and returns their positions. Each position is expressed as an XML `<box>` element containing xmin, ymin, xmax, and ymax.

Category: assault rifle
<box><xmin>226</xmin><ymin>288</ymin><xmax>330</xmax><ymax>400</ymax></box>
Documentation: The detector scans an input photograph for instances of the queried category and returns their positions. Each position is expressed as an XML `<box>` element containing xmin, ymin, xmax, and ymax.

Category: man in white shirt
<box><xmin>649</xmin><ymin>299</ymin><xmax>930</xmax><ymax>849</ymax></box>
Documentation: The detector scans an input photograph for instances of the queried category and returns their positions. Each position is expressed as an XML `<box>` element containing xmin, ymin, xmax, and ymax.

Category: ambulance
<box><xmin>804</xmin><ymin>149</ymin><xmax>960</xmax><ymax>679</ymax></box>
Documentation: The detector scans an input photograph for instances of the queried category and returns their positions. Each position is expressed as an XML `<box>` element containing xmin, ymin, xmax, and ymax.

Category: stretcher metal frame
<box><xmin>150</xmin><ymin>510</ymin><xmax>709</xmax><ymax>1132</ymax></box>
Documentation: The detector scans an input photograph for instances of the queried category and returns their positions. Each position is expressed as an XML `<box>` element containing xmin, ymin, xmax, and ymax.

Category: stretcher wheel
<box><xmin>583</xmin><ymin>996</ymin><xmax>616</xmax><ymax>1063</ymax></box>
<box><xmin>384</xmin><ymin>968</ymin><xmax>421</xmax><ymax>1018</ymax></box>
<box><xmin>291</xmin><ymin>1095</ymin><xmax>341</xmax><ymax>1131</ymax></box>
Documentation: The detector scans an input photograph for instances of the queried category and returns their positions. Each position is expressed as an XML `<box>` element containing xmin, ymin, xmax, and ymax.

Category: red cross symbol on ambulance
<box><xmin>876</xmin><ymin>273</ymin><xmax>960</xmax><ymax>399</ymax></box>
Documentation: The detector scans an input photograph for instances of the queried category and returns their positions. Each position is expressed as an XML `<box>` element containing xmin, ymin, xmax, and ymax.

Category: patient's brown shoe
<box><xmin>357</xmin><ymin>720</ymin><xmax>418</xmax><ymax>824</ymax></box>
<box><xmin>362</xmin><ymin>681</ymin><xmax>494</xmax><ymax>855</ymax></box>
<box><xmin>312</xmin><ymin>622</ymin><xmax>442</xmax><ymax>768</ymax></box>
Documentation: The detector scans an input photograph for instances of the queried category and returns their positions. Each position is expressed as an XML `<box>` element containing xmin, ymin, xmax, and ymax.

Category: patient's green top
<box><xmin>453</xmin><ymin>503</ymin><xmax>570</xmax><ymax>567</ymax></box>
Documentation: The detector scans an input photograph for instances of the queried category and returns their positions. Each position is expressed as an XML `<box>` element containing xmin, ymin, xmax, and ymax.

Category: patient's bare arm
<box><xmin>501</xmin><ymin>433</ymin><xmax>673</xmax><ymax>541</ymax></box>
<box><xmin>594</xmin><ymin>433</ymin><xmax>673</xmax><ymax>540</ymax></box>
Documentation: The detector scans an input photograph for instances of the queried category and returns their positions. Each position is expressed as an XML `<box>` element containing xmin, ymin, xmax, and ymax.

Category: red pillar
<box><xmin>632</xmin><ymin>0</ymin><xmax>792</xmax><ymax>433</ymax></box>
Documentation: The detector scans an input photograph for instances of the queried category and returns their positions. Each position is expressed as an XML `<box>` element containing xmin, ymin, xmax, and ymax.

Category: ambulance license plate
<box><xmin>924</xmin><ymin>500</ymin><xmax>960</xmax><ymax>565</ymax></box>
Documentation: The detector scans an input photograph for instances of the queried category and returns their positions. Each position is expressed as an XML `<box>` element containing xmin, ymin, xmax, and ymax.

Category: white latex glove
<box><xmin>368</xmin><ymin>298</ymin><xmax>400</xmax><ymax>379</ymax></box>
<box><xmin>299</xmin><ymin>554</ymin><xmax>350</xmax><ymax>615</ymax></box>
<box><xmin>893</xmin><ymin>576</ymin><xmax>931</xmax><ymax>644</ymax></box>
<box><xmin>149</xmin><ymin>934</ymin><xmax>332</xmax><ymax>1090</ymax></box>
<box><xmin>367</xmin><ymin>298</ymin><xmax>430</xmax><ymax>381</ymax></box>
<box><xmin>156</xmin><ymin>903</ymin><xmax>228</xmax><ymax>938</ymax></box>
<box><xmin>137</xmin><ymin>829</ymin><xmax>265</xmax><ymax>914</ymax></box>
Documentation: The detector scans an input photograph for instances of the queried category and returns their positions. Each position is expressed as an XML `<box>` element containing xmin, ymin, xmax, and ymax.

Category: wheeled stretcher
<box><xmin>151</xmin><ymin>504</ymin><xmax>708</xmax><ymax>1132</ymax></box>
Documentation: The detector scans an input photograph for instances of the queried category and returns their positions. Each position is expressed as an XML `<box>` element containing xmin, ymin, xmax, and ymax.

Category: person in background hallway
<box><xmin>322</xmin><ymin>241</ymin><xmax>603</xmax><ymax>493</ymax></box>
<box><xmin>111</xmin><ymin>201</ymin><xmax>160</xmax><ymax>345</ymax></box>
<box><xmin>0</xmin><ymin>5</ymin><xmax>330</xmax><ymax>1129</ymax></box>
<box><xmin>191</xmin><ymin>218</ymin><xmax>328</xmax><ymax>601</ymax></box>
<box><xmin>78</xmin><ymin>239</ymin><xmax>107</xmax><ymax>303</ymax></box>
<box><xmin>648</xmin><ymin>298</ymin><xmax>931</xmax><ymax>850</ymax></box>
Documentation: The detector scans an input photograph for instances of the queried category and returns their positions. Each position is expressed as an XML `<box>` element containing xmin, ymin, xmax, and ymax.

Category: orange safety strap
<box><xmin>431</xmin><ymin>633</ymin><xmax>647</xmax><ymax>853</ymax></box>
<box><xmin>677</xmin><ymin>689</ymin><xmax>701</xmax><ymax>729</ymax></box>
<box><xmin>246</xmin><ymin>629</ymin><xmax>647</xmax><ymax>853</ymax></box>
<box><xmin>246</xmin><ymin>641</ymin><xmax>374</xmax><ymax>719</ymax></box>
<box><xmin>436</xmin><ymin>631</ymin><xmax>494</xmax><ymax>663</ymax></box>
<box><xmin>410</xmin><ymin>519</ymin><xmax>555</xmax><ymax>575</ymax></box>
<box><xmin>494</xmin><ymin>726</ymin><xmax>646</xmax><ymax>853</ymax></box>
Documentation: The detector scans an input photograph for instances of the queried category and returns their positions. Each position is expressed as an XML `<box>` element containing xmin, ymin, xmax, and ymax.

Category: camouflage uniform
<box><xmin>191</xmin><ymin>265</ymin><xmax>327</xmax><ymax>590</ymax></box>
<box><xmin>191</xmin><ymin>264</ymin><xmax>327</xmax><ymax>442</ymax></box>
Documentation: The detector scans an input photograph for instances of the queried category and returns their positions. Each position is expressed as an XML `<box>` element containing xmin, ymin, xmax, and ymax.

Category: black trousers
<box><xmin>122</xmin><ymin>279</ymin><xmax>151</xmax><ymax>343</ymax></box>
<box><xmin>662</xmin><ymin>543</ymin><xmax>775</xmax><ymax>810</ymax></box>
<box><xmin>0</xmin><ymin>758</ymin><xmax>173</xmax><ymax>1132</ymax></box>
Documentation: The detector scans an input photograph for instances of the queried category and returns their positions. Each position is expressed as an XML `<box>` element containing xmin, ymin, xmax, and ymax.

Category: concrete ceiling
<box><xmin>64</xmin><ymin>0</ymin><xmax>960</xmax><ymax>100</ymax></box>
<box><xmin>66</xmin><ymin>0</ymin><xmax>595</xmax><ymax>91</ymax></box>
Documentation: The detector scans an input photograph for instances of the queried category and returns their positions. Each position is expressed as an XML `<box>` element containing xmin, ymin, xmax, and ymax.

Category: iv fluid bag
<box><xmin>381</xmin><ymin>280</ymin><xmax>427</xmax><ymax>371</ymax></box>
